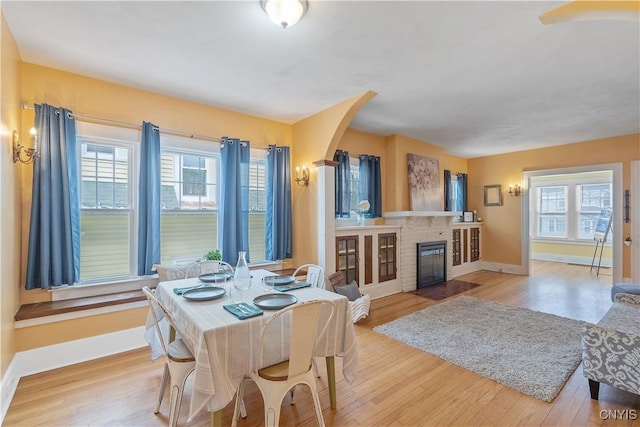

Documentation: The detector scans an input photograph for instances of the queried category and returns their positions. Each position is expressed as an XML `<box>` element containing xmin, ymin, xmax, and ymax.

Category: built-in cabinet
<box><xmin>336</xmin><ymin>235</ymin><xmax>359</xmax><ymax>284</ymax></box>
<box><xmin>452</xmin><ymin>222</ymin><xmax>482</xmax><ymax>277</ymax></box>
<box><xmin>335</xmin><ymin>226</ymin><xmax>401</xmax><ymax>299</ymax></box>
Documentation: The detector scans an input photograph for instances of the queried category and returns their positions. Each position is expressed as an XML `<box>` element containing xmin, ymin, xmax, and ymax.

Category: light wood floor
<box><xmin>5</xmin><ymin>261</ymin><xmax>639</xmax><ymax>426</ymax></box>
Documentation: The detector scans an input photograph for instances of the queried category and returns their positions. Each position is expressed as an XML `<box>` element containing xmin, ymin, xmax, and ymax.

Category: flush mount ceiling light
<box><xmin>261</xmin><ymin>0</ymin><xmax>308</xmax><ymax>29</ymax></box>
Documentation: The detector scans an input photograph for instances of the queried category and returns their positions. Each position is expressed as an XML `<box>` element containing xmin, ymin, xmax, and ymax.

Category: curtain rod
<box><xmin>21</xmin><ymin>102</ymin><xmax>222</xmax><ymax>143</ymax></box>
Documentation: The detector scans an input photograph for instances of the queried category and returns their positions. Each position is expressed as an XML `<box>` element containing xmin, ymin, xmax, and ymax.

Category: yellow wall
<box><xmin>15</xmin><ymin>307</ymin><xmax>149</xmax><ymax>352</ymax></box>
<box><xmin>531</xmin><ymin>241</ymin><xmax>612</xmax><ymax>262</ymax></box>
<box><xmin>336</xmin><ymin>128</ymin><xmax>387</xmax><ymax>210</ymax></box>
<box><xmin>290</xmin><ymin>91</ymin><xmax>375</xmax><ymax>264</ymax></box>
<box><xmin>386</xmin><ymin>134</ymin><xmax>468</xmax><ymax>211</ymax></box>
<box><xmin>0</xmin><ymin>10</ymin><xmax>22</xmax><ymax>383</ymax></box>
<box><xmin>468</xmin><ymin>134</ymin><xmax>639</xmax><ymax>276</ymax></box>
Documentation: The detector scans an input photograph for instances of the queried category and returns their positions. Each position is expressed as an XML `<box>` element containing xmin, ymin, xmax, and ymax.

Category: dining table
<box><xmin>144</xmin><ymin>269</ymin><xmax>359</xmax><ymax>426</ymax></box>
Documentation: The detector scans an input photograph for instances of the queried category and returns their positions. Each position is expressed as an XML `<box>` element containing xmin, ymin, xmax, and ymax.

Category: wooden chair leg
<box><xmin>588</xmin><ymin>379</ymin><xmax>600</xmax><ymax>400</ymax></box>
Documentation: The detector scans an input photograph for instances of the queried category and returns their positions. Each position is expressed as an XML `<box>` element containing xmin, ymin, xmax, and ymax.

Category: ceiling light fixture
<box><xmin>261</xmin><ymin>0</ymin><xmax>308</xmax><ymax>29</ymax></box>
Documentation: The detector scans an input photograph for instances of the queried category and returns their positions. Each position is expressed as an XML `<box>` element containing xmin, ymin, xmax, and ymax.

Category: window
<box><xmin>159</xmin><ymin>145</ymin><xmax>269</xmax><ymax>264</ymax></box>
<box><xmin>577</xmin><ymin>183</ymin><xmax>612</xmax><ymax>239</ymax></box>
<box><xmin>537</xmin><ymin>186</ymin><xmax>567</xmax><ymax>238</ymax></box>
<box><xmin>182</xmin><ymin>155</ymin><xmax>208</xmax><ymax>197</ymax></box>
<box><xmin>248</xmin><ymin>158</ymin><xmax>266</xmax><ymax>261</ymax></box>
<box><xmin>160</xmin><ymin>151</ymin><xmax>218</xmax><ymax>264</ymax></box>
<box><xmin>349</xmin><ymin>162</ymin><xmax>360</xmax><ymax>213</ymax></box>
<box><xmin>73</xmin><ymin>124</ymin><xmax>275</xmax><ymax>288</ymax></box>
<box><xmin>450</xmin><ymin>175</ymin><xmax>460</xmax><ymax>211</ymax></box>
<box><xmin>79</xmin><ymin>139</ymin><xmax>135</xmax><ymax>282</ymax></box>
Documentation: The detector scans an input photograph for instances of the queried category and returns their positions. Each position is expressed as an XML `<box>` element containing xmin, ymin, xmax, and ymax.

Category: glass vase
<box><xmin>233</xmin><ymin>251</ymin><xmax>251</xmax><ymax>302</ymax></box>
<box><xmin>357</xmin><ymin>212</ymin><xmax>365</xmax><ymax>226</ymax></box>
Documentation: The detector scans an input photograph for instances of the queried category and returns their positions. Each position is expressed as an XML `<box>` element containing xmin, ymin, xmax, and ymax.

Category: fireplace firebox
<box><xmin>416</xmin><ymin>241</ymin><xmax>446</xmax><ymax>288</ymax></box>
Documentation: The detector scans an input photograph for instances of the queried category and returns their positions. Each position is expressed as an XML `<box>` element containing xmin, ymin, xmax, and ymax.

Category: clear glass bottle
<box><xmin>233</xmin><ymin>251</ymin><xmax>251</xmax><ymax>302</ymax></box>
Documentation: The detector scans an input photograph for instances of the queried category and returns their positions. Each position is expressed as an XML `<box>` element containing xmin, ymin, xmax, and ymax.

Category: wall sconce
<box><xmin>295</xmin><ymin>165</ymin><xmax>309</xmax><ymax>186</ymax></box>
<box><xmin>508</xmin><ymin>184</ymin><xmax>522</xmax><ymax>197</ymax></box>
<box><xmin>12</xmin><ymin>128</ymin><xmax>38</xmax><ymax>164</ymax></box>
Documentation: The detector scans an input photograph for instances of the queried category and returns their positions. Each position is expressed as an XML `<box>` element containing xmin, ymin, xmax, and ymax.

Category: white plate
<box><xmin>199</xmin><ymin>272</ymin><xmax>233</xmax><ymax>283</ymax></box>
<box><xmin>253</xmin><ymin>293</ymin><xmax>298</xmax><ymax>310</ymax></box>
<box><xmin>263</xmin><ymin>275</ymin><xmax>296</xmax><ymax>286</ymax></box>
<box><xmin>182</xmin><ymin>286</ymin><xmax>226</xmax><ymax>301</ymax></box>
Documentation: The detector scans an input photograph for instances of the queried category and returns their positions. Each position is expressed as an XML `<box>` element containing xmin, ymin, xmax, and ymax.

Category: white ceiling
<box><xmin>2</xmin><ymin>1</ymin><xmax>639</xmax><ymax>158</ymax></box>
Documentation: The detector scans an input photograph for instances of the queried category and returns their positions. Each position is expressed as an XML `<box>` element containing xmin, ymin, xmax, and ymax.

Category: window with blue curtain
<box><xmin>265</xmin><ymin>145</ymin><xmax>293</xmax><ymax>260</ymax></box>
<box><xmin>219</xmin><ymin>137</ymin><xmax>250</xmax><ymax>265</ymax></box>
<box><xmin>137</xmin><ymin>122</ymin><xmax>161</xmax><ymax>276</ymax></box>
<box><xmin>456</xmin><ymin>173</ymin><xmax>468</xmax><ymax>212</ymax></box>
<box><xmin>334</xmin><ymin>149</ymin><xmax>351</xmax><ymax>218</ymax></box>
<box><xmin>26</xmin><ymin>103</ymin><xmax>80</xmax><ymax>289</ymax></box>
<box><xmin>358</xmin><ymin>154</ymin><xmax>382</xmax><ymax>217</ymax></box>
<box><xmin>444</xmin><ymin>169</ymin><xmax>452</xmax><ymax>211</ymax></box>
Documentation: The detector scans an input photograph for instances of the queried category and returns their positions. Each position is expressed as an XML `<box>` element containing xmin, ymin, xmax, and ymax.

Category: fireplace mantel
<box><xmin>383</xmin><ymin>211</ymin><xmax>461</xmax><ymax>218</ymax></box>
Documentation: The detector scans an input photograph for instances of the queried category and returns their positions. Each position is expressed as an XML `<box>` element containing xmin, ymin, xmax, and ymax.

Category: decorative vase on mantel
<box><xmin>357</xmin><ymin>199</ymin><xmax>371</xmax><ymax>227</ymax></box>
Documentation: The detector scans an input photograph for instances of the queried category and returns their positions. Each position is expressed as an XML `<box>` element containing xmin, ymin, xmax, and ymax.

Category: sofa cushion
<box><xmin>599</xmin><ymin>292</ymin><xmax>640</xmax><ymax>335</ymax></box>
<box><xmin>611</xmin><ymin>283</ymin><xmax>640</xmax><ymax>302</ymax></box>
<box><xmin>334</xmin><ymin>281</ymin><xmax>361</xmax><ymax>302</ymax></box>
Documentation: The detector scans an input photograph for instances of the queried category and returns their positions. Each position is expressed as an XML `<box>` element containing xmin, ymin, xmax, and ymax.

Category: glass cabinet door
<box><xmin>378</xmin><ymin>233</ymin><xmax>396</xmax><ymax>282</ymax></box>
<box><xmin>336</xmin><ymin>235</ymin><xmax>359</xmax><ymax>283</ymax></box>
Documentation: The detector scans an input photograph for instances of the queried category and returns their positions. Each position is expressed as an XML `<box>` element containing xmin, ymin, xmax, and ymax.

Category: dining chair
<box><xmin>143</xmin><ymin>286</ymin><xmax>196</xmax><ymax>427</ymax></box>
<box><xmin>232</xmin><ymin>299</ymin><xmax>336</xmax><ymax>427</ymax></box>
<box><xmin>293</xmin><ymin>264</ymin><xmax>325</xmax><ymax>289</ymax></box>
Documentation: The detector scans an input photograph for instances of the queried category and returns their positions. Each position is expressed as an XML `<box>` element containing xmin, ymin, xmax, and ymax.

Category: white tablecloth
<box><xmin>144</xmin><ymin>269</ymin><xmax>359</xmax><ymax>420</ymax></box>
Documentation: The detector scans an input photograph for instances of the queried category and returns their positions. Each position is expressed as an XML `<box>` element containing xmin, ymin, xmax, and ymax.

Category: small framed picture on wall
<box><xmin>463</xmin><ymin>211</ymin><xmax>474</xmax><ymax>222</ymax></box>
<box><xmin>484</xmin><ymin>184</ymin><xmax>503</xmax><ymax>206</ymax></box>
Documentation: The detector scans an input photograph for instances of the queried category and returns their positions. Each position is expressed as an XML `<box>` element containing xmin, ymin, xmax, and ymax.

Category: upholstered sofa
<box><xmin>582</xmin><ymin>292</ymin><xmax>640</xmax><ymax>400</ymax></box>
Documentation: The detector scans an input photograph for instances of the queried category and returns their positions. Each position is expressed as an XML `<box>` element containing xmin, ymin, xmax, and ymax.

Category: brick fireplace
<box><xmin>383</xmin><ymin>211</ymin><xmax>458</xmax><ymax>292</ymax></box>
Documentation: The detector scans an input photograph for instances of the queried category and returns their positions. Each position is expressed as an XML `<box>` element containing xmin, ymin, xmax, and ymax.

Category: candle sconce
<box><xmin>295</xmin><ymin>165</ymin><xmax>310</xmax><ymax>186</ymax></box>
<box><xmin>508</xmin><ymin>184</ymin><xmax>522</xmax><ymax>197</ymax></box>
<box><xmin>12</xmin><ymin>128</ymin><xmax>38</xmax><ymax>164</ymax></box>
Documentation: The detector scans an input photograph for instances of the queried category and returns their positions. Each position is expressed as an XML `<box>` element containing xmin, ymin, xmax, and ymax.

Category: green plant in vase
<box><xmin>205</xmin><ymin>249</ymin><xmax>222</xmax><ymax>261</ymax></box>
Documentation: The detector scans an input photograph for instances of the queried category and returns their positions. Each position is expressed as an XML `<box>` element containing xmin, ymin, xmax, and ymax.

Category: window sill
<box><xmin>15</xmin><ymin>290</ymin><xmax>148</xmax><ymax>328</ymax></box>
<box><xmin>50</xmin><ymin>276</ymin><xmax>158</xmax><ymax>301</ymax></box>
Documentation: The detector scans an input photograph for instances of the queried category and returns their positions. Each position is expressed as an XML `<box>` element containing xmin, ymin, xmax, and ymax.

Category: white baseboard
<box><xmin>0</xmin><ymin>326</ymin><xmax>148</xmax><ymax>424</ymax></box>
<box><xmin>0</xmin><ymin>360</ymin><xmax>20</xmax><ymax>424</ymax></box>
<box><xmin>532</xmin><ymin>253</ymin><xmax>612</xmax><ymax>268</ymax></box>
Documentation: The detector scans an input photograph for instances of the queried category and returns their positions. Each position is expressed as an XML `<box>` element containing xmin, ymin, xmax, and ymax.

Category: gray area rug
<box><xmin>373</xmin><ymin>295</ymin><xmax>586</xmax><ymax>402</ymax></box>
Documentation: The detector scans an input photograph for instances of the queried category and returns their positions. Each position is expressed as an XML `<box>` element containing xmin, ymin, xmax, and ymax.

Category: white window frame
<box><xmin>530</xmin><ymin>172</ymin><xmax>613</xmax><ymax>243</ymax></box>
<box><xmin>536</xmin><ymin>185</ymin><xmax>568</xmax><ymax>239</ymax></box>
<box><xmin>163</xmin><ymin>149</ymin><xmax>219</xmax><ymax>210</ymax></box>
<box><xmin>78</xmin><ymin>137</ymin><xmax>137</xmax><ymax>283</ymax></box>
<box><xmin>160</xmin><ymin>136</ymin><xmax>221</xmax><ymax>263</ymax></box>
<box><xmin>51</xmin><ymin>123</ymin><xmax>141</xmax><ymax>299</ymax></box>
<box><xmin>576</xmin><ymin>182</ymin><xmax>612</xmax><ymax>240</ymax></box>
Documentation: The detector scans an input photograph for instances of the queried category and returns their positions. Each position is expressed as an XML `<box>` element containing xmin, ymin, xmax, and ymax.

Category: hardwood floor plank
<box><xmin>4</xmin><ymin>261</ymin><xmax>639</xmax><ymax>426</ymax></box>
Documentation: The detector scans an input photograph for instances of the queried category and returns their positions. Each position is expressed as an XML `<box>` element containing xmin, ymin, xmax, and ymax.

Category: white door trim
<box><xmin>522</xmin><ymin>163</ymin><xmax>623</xmax><ymax>284</ymax></box>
